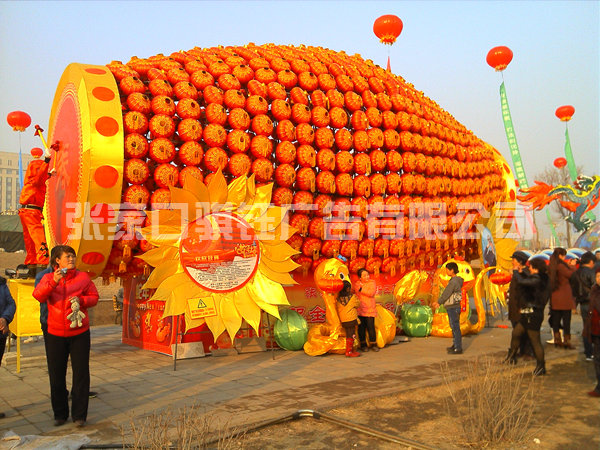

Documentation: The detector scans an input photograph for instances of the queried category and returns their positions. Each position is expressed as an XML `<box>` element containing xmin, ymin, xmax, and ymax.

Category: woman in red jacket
<box><xmin>355</xmin><ymin>268</ymin><xmax>379</xmax><ymax>352</ymax></box>
<box><xmin>548</xmin><ymin>248</ymin><xmax>577</xmax><ymax>349</ymax></box>
<box><xmin>33</xmin><ymin>245</ymin><xmax>98</xmax><ymax>427</ymax></box>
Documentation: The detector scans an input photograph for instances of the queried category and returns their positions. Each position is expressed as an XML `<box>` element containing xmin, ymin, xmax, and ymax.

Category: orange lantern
<box><xmin>555</xmin><ymin>105</ymin><xmax>575</xmax><ymax>122</ymax></box>
<box><xmin>30</xmin><ymin>147</ymin><xmax>44</xmax><ymax>158</ymax></box>
<box><xmin>373</xmin><ymin>15</ymin><xmax>403</xmax><ymax>45</ymax></box>
<box><xmin>486</xmin><ymin>46</ymin><xmax>513</xmax><ymax>71</ymax></box>
<box><xmin>7</xmin><ymin>110</ymin><xmax>31</xmax><ymax>132</ymax></box>
<box><xmin>553</xmin><ymin>157</ymin><xmax>567</xmax><ymax>169</ymax></box>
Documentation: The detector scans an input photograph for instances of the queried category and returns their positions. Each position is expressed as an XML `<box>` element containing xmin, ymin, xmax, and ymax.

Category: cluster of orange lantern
<box><xmin>102</xmin><ymin>41</ymin><xmax>508</xmax><ymax>278</ymax></box>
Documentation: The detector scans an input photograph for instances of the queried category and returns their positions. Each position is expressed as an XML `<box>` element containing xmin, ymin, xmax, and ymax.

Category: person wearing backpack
<box><xmin>573</xmin><ymin>252</ymin><xmax>597</xmax><ymax>361</ymax></box>
<box><xmin>585</xmin><ymin>267</ymin><xmax>600</xmax><ymax>397</ymax></box>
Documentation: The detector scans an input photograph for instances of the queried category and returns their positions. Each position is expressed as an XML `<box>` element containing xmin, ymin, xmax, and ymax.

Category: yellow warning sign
<box><xmin>187</xmin><ymin>296</ymin><xmax>217</xmax><ymax>320</ymax></box>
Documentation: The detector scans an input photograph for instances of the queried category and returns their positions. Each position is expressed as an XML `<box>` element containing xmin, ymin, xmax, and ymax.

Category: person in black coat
<box><xmin>572</xmin><ymin>251</ymin><xmax>596</xmax><ymax>360</ymax></box>
<box><xmin>507</xmin><ymin>251</ymin><xmax>534</xmax><ymax>358</ymax></box>
<box><xmin>505</xmin><ymin>258</ymin><xmax>550</xmax><ymax>376</ymax></box>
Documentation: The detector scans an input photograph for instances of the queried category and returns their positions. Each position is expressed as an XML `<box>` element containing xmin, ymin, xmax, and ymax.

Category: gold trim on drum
<box><xmin>45</xmin><ymin>63</ymin><xmax>123</xmax><ymax>278</ymax></box>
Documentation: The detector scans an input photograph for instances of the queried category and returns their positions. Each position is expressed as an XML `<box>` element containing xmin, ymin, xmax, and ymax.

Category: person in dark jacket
<box><xmin>505</xmin><ymin>258</ymin><xmax>550</xmax><ymax>376</ymax></box>
<box><xmin>573</xmin><ymin>252</ymin><xmax>596</xmax><ymax>360</ymax></box>
<box><xmin>585</xmin><ymin>268</ymin><xmax>600</xmax><ymax>397</ymax></box>
<box><xmin>33</xmin><ymin>245</ymin><xmax>98</xmax><ymax>427</ymax></box>
<box><xmin>437</xmin><ymin>262</ymin><xmax>464</xmax><ymax>354</ymax></box>
<box><xmin>548</xmin><ymin>247</ymin><xmax>577</xmax><ymax>348</ymax></box>
<box><xmin>507</xmin><ymin>251</ymin><xmax>533</xmax><ymax>358</ymax></box>
<box><xmin>0</xmin><ymin>276</ymin><xmax>17</xmax><ymax>419</ymax></box>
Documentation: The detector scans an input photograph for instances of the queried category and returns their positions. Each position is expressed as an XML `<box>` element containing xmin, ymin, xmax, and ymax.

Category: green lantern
<box><xmin>401</xmin><ymin>300</ymin><xmax>433</xmax><ymax>337</ymax></box>
<box><xmin>273</xmin><ymin>309</ymin><xmax>308</xmax><ymax>351</ymax></box>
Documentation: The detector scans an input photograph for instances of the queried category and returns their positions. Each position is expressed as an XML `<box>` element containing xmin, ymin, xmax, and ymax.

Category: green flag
<box><xmin>563</xmin><ymin>128</ymin><xmax>578</xmax><ymax>181</ymax></box>
<box><xmin>499</xmin><ymin>82</ymin><xmax>528</xmax><ymax>189</ymax></box>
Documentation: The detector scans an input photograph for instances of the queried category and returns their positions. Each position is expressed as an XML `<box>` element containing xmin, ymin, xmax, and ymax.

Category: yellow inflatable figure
<box><xmin>430</xmin><ymin>258</ymin><xmax>486</xmax><ymax>337</ymax></box>
<box><xmin>374</xmin><ymin>305</ymin><xmax>397</xmax><ymax>348</ymax></box>
<box><xmin>303</xmin><ymin>258</ymin><xmax>349</xmax><ymax>356</ymax></box>
<box><xmin>393</xmin><ymin>270</ymin><xmax>430</xmax><ymax>306</ymax></box>
<box><xmin>304</xmin><ymin>258</ymin><xmax>396</xmax><ymax>355</ymax></box>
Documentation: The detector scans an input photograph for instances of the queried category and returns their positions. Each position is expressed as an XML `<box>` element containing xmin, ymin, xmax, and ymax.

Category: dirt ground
<box><xmin>240</xmin><ymin>354</ymin><xmax>599</xmax><ymax>449</ymax></box>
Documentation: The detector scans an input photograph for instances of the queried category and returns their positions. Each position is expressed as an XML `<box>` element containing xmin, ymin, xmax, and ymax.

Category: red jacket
<box><xmin>19</xmin><ymin>159</ymin><xmax>49</xmax><ymax>207</ymax></box>
<box><xmin>33</xmin><ymin>269</ymin><xmax>98</xmax><ymax>337</ymax></box>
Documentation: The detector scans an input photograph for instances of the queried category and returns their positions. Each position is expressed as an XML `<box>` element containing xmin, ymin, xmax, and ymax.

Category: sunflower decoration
<box><xmin>137</xmin><ymin>170</ymin><xmax>300</xmax><ymax>340</ymax></box>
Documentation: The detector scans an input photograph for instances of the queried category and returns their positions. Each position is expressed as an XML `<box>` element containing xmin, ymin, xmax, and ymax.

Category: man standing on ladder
<box><xmin>18</xmin><ymin>145</ymin><xmax>52</xmax><ymax>276</ymax></box>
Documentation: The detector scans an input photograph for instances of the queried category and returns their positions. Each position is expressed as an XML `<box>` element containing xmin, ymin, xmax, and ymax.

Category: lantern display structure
<box><xmin>41</xmin><ymin>43</ymin><xmax>516</xmax><ymax>355</ymax></box>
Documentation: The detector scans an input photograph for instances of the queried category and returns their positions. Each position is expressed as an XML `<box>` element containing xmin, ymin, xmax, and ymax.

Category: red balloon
<box><xmin>7</xmin><ymin>110</ymin><xmax>31</xmax><ymax>132</ymax></box>
<box><xmin>555</xmin><ymin>105</ymin><xmax>575</xmax><ymax>122</ymax></box>
<box><xmin>554</xmin><ymin>157</ymin><xmax>567</xmax><ymax>169</ymax></box>
<box><xmin>30</xmin><ymin>147</ymin><xmax>44</xmax><ymax>158</ymax></box>
<box><xmin>486</xmin><ymin>46</ymin><xmax>513</xmax><ymax>71</ymax></box>
<box><xmin>373</xmin><ymin>15</ymin><xmax>403</xmax><ymax>45</ymax></box>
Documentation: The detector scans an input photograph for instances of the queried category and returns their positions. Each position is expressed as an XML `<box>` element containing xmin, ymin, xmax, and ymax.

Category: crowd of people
<box><xmin>506</xmin><ymin>247</ymin><xmax>600</xmax><ymax>397</ymax></box>
<box><xmin>2</xmin><ymin>244</ymin><xmax>599</xmax><ymax>428</ymax></box>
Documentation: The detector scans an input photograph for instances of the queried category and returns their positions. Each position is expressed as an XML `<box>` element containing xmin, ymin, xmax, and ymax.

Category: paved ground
<box><xmin>0</xmin><ymin>314</ymin><xmax>587</xmax><ymax>447</ymax></box>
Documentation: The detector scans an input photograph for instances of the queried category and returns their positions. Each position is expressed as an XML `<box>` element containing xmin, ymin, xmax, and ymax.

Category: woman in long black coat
<box><xmin>506</xmin><ymin>258</ymin><xmax>550</xmax><ymax>376</ymax></box>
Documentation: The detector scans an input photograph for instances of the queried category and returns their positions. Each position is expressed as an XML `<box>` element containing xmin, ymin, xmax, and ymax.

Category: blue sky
<box><xmin>1</xmin><ymin>1</ymin><xmax>598</xmax><ymax>193</ymax></box>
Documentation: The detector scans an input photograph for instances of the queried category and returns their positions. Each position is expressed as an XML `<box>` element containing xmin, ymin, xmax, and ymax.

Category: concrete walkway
<box><xmin>0</xmin><ymin>316</ymin><xmax>587</xmax><ymax>446</ymax></box>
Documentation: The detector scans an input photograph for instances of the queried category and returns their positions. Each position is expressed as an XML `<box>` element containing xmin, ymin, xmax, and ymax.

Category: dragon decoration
<box><xmin>517</xmin><ymin>175</ymin><xmax>600</xmax><ymax>232</ymax></box>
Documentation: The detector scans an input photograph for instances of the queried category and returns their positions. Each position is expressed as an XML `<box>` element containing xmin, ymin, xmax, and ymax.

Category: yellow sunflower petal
<box><xmin>182</xmin><ymin>310</ymin><xmax>206</xmax><ymax>333</ymax></box>
<box><xmin>259</xmin><ymin>242</ymin><xmax>300</xmax><ymax>261</ymax></box>
<box><xmin>151</xmin><ymin>273</ymin><xmax>190</xmax><ymax>303</ymax></box>
<box><xmin>243</xmin><ymin>183</ymin><xmax>273</xmax><ymax>222</ymax></box>
<box><xmin>244</xmin><ymin>173</ymin><xmax>256</xmax><ymax>204</ymax></box>
<box><xmin>225</xmin><ymin>175</ymin><xmax>248</xmax><ymax>210</ymax></box>
<box><xmin>141</xmin><ymin>225</ymin><xmax>182</xmax><ymax>248</ymax></box>
<box><xmin>137</xmin><ymin>246</ymin><xmax>179</xmax><ymax>268</ymax></box>
<box><xmin>169</xmin><ymin>186</ymin><xmax>207</xmax><ymax>222</ymax></box>
<box><xmin>155</xmin><ymin>275</ymin><xmax>211</xmax><ymax>318</ymax></box>
<box><xmin>220</xmin><ymin>294</ymin><xmax>242</xmax><ymax>341</ymax></box>
<box><xmin>233</xmin><ymin>286</ymin><xmax>262</xmax><ymax>335</ymax></box>
<box><xmin>252</xmin><ymin>205</ymin><xmax>289</xmax><ymax>233</ymax></box>
<box><xmin>258</xmin><ymin>261</ymin><xmax>298</xmax><ymax>285</ymax></box>
<box><xmin>246</xmin><ymin>270</ymin><xmax>289</xmax><ymax>311</ymax></box>
<box><xmin>251</xmin><ymin>300</ymin><xmax>281</xmax><ymax>321</ymax></box>
<box><xmin>204</xmin><ymin>310</ymin><xmax>226</xmax><ymax>340</ymax></box>
<box><xmin>146</xmin><ymin>208</ymin><xmax>183</xmax><ymax>228</ymax></box>
<box><xmin>183</xmin><ymin>173</ymin><xmax>211</xmax><ymax>209</ymax></box>
<box><xmin>208</xmin><ymin>169</ymin><xmax>228</xmax><ymax>210</ymax></box>
<box><xmin>143</xmin><ymin>259</ymin><xmax>182</xmax><ymax>289</ymax></box>
<box><xmin>260</xmin><ymin>254</ymin><xmax>300</xmax><ymax>272</ymax></box>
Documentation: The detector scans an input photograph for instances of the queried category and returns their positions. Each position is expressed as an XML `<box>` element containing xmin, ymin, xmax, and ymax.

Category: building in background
<box><xmin>0</xmin><ymin>151</ymin><xmax>34</xmax><ymax>214</ymax></box>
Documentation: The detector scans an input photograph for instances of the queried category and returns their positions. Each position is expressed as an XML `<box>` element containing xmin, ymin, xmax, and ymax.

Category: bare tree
<box><xmin>533</xmin><ymin>165</ymin><xmax>585</xmax><ymax>247</ymax></box>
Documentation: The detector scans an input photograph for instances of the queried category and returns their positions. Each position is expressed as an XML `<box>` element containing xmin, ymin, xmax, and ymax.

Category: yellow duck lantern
<box><xmin>430</xmin><ymin>258</ymin><xmax>486</xmax><ymax>337</ymax></box>
<box><xmin>303</xmin><ymin>258</ymin><xmax>349</xmax><ymax>356</ymax></box>
<box><xmin>304</xmin><ymin>258</ymin><xmax>395</xmax><ymax>356</ymax></box>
